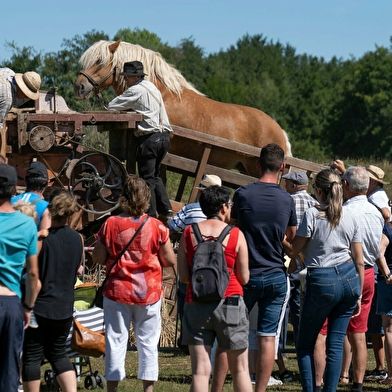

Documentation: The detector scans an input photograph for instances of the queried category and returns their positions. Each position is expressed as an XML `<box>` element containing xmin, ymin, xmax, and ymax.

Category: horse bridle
<box><xmin>79</xmin><ymin>67</ymin><xmax>116</xmax><ymax>109</ymax></box>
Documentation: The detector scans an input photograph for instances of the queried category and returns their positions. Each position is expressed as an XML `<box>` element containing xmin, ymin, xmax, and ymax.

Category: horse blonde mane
<box><xmin>79</xmin><ymin>40</ymin><xmax>203</xmax><ymax>97</ymax></box>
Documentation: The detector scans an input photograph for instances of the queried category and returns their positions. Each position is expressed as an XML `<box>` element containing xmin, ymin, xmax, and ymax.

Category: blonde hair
<box><xmin>314</xmin><ymin>169</ymin><xmax>343</xmax><ymax>229</ymax></box>
<box><xmin>48</xmin><ymin>191</ymin><xmax>79</xmax><ymax>221</ymax></box>
<box><xmin>13</xmin><ymin>200</ymin><xmax>38</xmax><ymax>222</ymax></box>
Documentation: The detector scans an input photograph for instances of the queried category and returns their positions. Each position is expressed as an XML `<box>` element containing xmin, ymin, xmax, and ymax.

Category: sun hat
<box><xmin>120</xmin><ymin>61</ymin><xmax>147</xmax><ymax>77</ymax></box>
<box><xmin>0</xmin><ymin>164</ymin><xmax>17</xmax><ymax>187</ymax></box>
<box><xmin>26</xmin><ymin>161</ymin><xmax>48</xmax><ymax>179</ymax></box>
<box><xmin>14</xmin><ymin>71</ymin><xmax>41</xmax><ymax>100</ymax></box>
<box><xmin>195</xmin><ymin>174</ymin><xmax>222</xmax><ymax>190</ymax></box>
<box><xmin>366</xmin><ymin>165</ymin><xmax>389</xmax><ymax>185</ymax></box>
<box><xmin>282</xmin><ymin>171</ymin><xmax>308</xmax><ymax>185</ymax></box>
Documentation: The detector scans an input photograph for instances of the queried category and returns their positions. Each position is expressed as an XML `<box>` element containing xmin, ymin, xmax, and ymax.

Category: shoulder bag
<box><xmin>93</xmin><ymin>215</ymin><xmax>149</xmax><ymax>308</ymax></box>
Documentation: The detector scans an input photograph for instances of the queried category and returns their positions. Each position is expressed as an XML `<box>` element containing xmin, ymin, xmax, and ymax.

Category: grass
<box><xmin>39</xmin><ymin>347</ymin><xmax>387</xmax><ymax>391</ymax></box>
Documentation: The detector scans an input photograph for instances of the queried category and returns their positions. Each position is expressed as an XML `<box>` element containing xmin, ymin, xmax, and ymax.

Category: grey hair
<box><xmin>343</xmin><ymin>166</ymin><xmax>369</xmax><ymax>194</ymax></box>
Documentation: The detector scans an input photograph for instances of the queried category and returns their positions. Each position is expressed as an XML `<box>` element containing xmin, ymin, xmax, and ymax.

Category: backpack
<box><xmin>190</xmin><ymin>223</ymin><xmax>233</xmax><ymax>303</ymax></box>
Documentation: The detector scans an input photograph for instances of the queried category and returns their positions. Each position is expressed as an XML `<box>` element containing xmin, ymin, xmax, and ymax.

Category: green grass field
<box><xmin>39</xmin><ymin>349</ymin><xmax>386</xmax><ymax>391</ymax></box>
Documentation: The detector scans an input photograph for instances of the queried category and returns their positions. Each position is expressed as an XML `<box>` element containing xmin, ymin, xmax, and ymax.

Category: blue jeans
<box><xmin>244</xmin><ymin>271</ymin><xmax>287</xmax><ymax>336</ymax></box>
<box><xmin>297</xmin><ymin>261</ymin><xmax>360</xmax><ymax>392</ymax></box>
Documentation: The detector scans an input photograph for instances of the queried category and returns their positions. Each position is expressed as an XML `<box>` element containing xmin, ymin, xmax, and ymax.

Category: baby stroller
<box><xmin>43</xmin><ymin>282</ymin><xmax>106</xmax><ymax>391</ymax></box>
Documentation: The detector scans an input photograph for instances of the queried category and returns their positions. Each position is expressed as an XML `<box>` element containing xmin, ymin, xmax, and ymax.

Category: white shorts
<box><xmin>104</xmin><ymin>297</ymin><xmax>162</xmax><ymax>381</ymax></box>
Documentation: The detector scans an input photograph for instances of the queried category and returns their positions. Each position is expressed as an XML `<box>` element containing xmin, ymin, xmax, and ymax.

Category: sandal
<box><xmin>339</xmin><ymin>375</ymin><xmax>349</xmax><ymax>384</ymax></box>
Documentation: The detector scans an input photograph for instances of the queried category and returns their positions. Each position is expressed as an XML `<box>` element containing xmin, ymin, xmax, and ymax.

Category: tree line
<box><xmin>2</xmin><ymin>28</ymin><xmax>392</xmax><ymax>163</ymax></box>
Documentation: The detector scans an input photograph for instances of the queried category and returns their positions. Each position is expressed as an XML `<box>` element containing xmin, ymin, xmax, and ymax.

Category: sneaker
<box><xmin>267</xmin><ymin>376</ymin><xmax>283</xmax><ymax>386</ymax></box>
<box><xmin>250</xmin><ymin>373</ymin><xmax>256</xmax><ymax>385</ymax></box>
<box><xmin>29</xmin><ymin>311</ymin><xmax>39</xmax><ymax>328</ymax></box>
<box><xmin>18</xmin><ymin>382</ymin><xmax>23</xmax><ymax>391</ymax></box>
<box><xmin>279</xmin><ymin>370</ymin><xmax>294</xmax><ymax>383</ymax></box>
<box><xmin>365</xmin><ymin>368</ymin><xmax>388</xmax><ymax>381</ymax></box>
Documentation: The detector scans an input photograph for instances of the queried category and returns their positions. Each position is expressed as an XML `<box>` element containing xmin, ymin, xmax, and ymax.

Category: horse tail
<box><xmin>282</xmin><ymin>130</ymin><xmax>292</xmax><ymax>157</ymax></box>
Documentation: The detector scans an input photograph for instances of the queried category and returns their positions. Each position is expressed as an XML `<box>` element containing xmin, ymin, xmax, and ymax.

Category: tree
<box><xmin>326</xmin><ymin>46</ymin><xmax>392</xmax><ymax>159</ymax></box>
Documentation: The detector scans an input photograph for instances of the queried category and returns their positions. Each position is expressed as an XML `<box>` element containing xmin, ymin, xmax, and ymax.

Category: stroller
<box><xmin>43</xmin><ymin>282</ymin><xmax>106</xmax><ymax>391</ymax></box>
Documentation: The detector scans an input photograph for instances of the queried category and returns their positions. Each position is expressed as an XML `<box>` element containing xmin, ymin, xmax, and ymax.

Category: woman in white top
<box><xmin>284</xmin><ymin>168</ymin><xmax>364</xmax><ymax>392</ymax></box>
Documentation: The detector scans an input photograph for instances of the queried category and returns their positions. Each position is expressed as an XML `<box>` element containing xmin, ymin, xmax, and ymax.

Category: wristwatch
<box><xmin>385</xmin><ymin>272</ymin><xmax>392</xmax><ymax>280</ymax></box>
<box><xmin>23</xmin><ymin>303</ymin><xmax>34</xmax><ymax>311</ymax></box>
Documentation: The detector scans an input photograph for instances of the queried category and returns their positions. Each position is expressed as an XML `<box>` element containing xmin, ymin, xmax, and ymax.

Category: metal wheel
<box><xmin>84</xmin><ymin>374</ymin><xmax>98</xmax><ymax>389</ymax></box>
<box><xmin>29</xmin><ymin>125</ymin><xmax>55</xmax><ymax>152</ymax></box>
<box><xmin>94</xmin><ymin>372</ymin><xmax>106</xmax><ymax>389</ymax></box>
<box><xmin>44</xmin><ymin>369</ymin><xmax>53</xmax><ymax>385</ymax></box>
<box><xmin>67</xmin><ymin>152</ymin><xmax>127</xmax><ymax>214</ymax></box>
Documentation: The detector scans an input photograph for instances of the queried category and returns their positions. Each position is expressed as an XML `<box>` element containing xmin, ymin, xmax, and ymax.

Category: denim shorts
<box><xmin>182</xmin><ymin>296</ymin><xmax>249</xmax><ymax>350</ymax></box>
<box><xmin>244</xmin><ymin>272</ymin><xmax>287</xmax><ymax>336</ymax></box>
<box><xmin>377</xmin><ymin>279</ymin><xmax>392</xmax><ymax>316</ymax></box>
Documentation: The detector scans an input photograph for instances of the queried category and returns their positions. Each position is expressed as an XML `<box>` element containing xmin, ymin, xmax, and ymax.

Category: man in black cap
<box><xmin>0</xmin><ymin>164</ymin><xmax>40</xmax><ymax>392</ymax></box>
<box><xmin>11</xmin><ymin>160</ymin><xmax>51</xmax><ymax>232</ymax></box>
<box><xmin>108</xmin><ymin>61</ymin><xmax>173</xmax><ymax>221</ymax></box>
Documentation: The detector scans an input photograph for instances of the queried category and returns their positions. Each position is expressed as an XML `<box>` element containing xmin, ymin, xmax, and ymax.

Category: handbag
<box><xmin>93</xmin><ymin>215</ymin><xmax>150</xmax><ymax>308</ymax></box>
<box><xmin>70</xmin><ymin>318</ymin><xmax>105</xmax><ymax>357</ymax></box>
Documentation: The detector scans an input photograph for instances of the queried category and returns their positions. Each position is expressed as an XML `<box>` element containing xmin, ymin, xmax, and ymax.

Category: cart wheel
<box><xmin>95</xmin><ymin>373</ymin><xmax>106</xmax><ymax>389</ymax></box>
<box><xmin>85</xmin><ymin>375</ymin><xmax>98</xmax><ymax>389</ymax></box>
<box><xmin>44</xmin><ymin>369</ymin><xmax>54</xmax><ymax>385</ymax></box>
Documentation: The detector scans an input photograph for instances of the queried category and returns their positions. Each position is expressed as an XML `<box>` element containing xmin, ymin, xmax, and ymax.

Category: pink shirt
<box><xmin>95</xmin><ymin>214</ymin><xmax>170</xmax><ymax>305</ymax></box>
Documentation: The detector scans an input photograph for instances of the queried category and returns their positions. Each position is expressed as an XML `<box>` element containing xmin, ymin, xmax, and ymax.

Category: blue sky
<box><xmin>1</xmin><ymin>0</ymin><xmax>391</xmax><ymax>63</ymax></box>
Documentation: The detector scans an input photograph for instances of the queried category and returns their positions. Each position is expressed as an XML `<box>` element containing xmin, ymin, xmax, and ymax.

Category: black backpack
<box><xmin>190</xmin><ymin>223</ymin><xmax>233</xmax><ymax>303</ymax></box>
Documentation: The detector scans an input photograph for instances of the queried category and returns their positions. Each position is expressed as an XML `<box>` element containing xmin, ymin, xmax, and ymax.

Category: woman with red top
<box><xmin>177</xmin><ymin>185</ymin><xmax>252</xmax><ymax>392</ymax></box>
<box><xmin>92</xmin><ymin>174</ymin><xmax>176</xmax><ymax>392</ymax></box>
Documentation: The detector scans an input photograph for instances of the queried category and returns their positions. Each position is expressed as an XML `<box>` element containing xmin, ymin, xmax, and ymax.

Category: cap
<box><xmin>366</xmin><ymin>165</ymin><xmax>389</xmax><ymax>185</ymax></box>
<box><xmin>0</xmin><ymin>164</ymin><xmax>17</xmax><ymax>186</ymax></box>
<box><xmin>26</xmin><ymin>161</ymin><xmax>48</xmax><ymax>179</ymax></box>
<box><xmin>282</xmin><ymin>171</ymin><xmax>308</xmax><ymax>185</ymax></box>
<box><xmin>195</xmin><ymin>174</ymin><xmax>222</xmax><ymax>190</ymax></box>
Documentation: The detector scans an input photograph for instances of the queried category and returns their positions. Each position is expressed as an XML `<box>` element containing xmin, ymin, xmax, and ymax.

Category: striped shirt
<box><xmin>0</xmin><ymin>67</ymin><xmax>16</xmax><ymax>127</ymax></box>
<box><xmin>168</xmin><ymin>202</ymin><xmax>206</xmax><ymax>233</ymax></box>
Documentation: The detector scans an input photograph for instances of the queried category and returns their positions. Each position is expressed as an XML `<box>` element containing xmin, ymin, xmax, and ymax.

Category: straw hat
<box><xmin>14</xmin><ymin>71</ymin><xmax>41</xmax><ymax>100</ymax></box>
<box><xmin>366</xmin><ymin>165</ymin><xmax>390</xmax><ymax>185</ymax></box>
<box><xmin>195</xmin><ymin>174</ymin><xmax>222</xmax><ymax>190</ymax></box>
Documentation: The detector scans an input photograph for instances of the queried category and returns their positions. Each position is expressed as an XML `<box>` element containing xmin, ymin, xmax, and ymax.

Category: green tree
<box><xmin>326</xmin><ymin>46</ymin><xmax>392</xmax><ymax>160</ymax></box>
<box><xmin>1</xmin><ymin>41</ymin><xmax>42</xmax><ymax>73</ymax></box>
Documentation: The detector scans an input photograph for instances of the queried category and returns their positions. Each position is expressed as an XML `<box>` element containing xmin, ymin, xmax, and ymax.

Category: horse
<box><xmin>74</xmin><ymin>40</ymin><xmax>291</xmax><ymax>176</ymax></box>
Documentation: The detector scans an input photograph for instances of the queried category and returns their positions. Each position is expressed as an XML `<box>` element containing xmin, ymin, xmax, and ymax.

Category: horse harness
<box><xmin>78</xmin><ymin>68</ymin><xmax>116</xmax><ymax>109</ymax></box>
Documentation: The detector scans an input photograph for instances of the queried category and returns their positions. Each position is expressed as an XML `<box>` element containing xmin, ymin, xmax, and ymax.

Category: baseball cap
<box><xmin>195</xmin><ymin>174</ymin><xmax>222</xmax><ymax>190</ymax></box>
<box><xmin>0</xmin><ymin>164</ymin><xmax>17</xmax><ymax>186</ymax></box>
<box><xmin>282</xmin><ymin>171</ymin><xmax>308</xmax><ymax>185</ymax></box>
<box><xmin>26</xmin><ymin>161</ymin><xmax>48</xmax><ymax>179</ymax></box>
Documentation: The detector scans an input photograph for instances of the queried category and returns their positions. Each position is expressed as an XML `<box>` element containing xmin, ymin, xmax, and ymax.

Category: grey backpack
<box><xmin>190</xmin><ymin>223</ymin><xmax>232</xmax><ymax>303</ymax></box>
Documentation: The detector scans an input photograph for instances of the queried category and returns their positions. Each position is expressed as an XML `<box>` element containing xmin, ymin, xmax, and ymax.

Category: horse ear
<box><xmin>109</xmin><ymin>40</ymin><xmax>121</xmax><ymax>54</ymax></box>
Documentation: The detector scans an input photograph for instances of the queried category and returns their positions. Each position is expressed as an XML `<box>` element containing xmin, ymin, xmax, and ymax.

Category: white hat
<box><xmin>14</xmin><ymin>71</ymin><xmax>41</xmax><ymax>100</ymax></box>
<box><xmin>195</xmin><ymin>174</ymin><xmax>222</xmax><ymax>190</ymax></box>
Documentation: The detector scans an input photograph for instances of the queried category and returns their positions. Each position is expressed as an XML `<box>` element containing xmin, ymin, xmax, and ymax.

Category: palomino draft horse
<box><xmin>74</xmin><ymin>40</ymin><xmax>291</xmax><ymax>176</ymax></box>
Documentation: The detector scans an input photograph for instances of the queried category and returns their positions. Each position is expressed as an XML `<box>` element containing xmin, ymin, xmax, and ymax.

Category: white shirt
<box><xmin>108</xmin><ymin>79</ymin><xmax>172</xmax><ymax>136</ymax></box>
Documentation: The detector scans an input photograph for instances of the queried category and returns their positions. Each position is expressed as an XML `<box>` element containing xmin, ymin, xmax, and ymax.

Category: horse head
<box><xmin>74</xmin><ymin>40</ymin><xmax>121</xmax><ymax>100</ymax></box>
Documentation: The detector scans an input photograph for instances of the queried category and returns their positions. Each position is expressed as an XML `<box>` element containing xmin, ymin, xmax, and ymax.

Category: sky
<box><xmin>1</xmin><ymin>0</ymin><xmax>391</xmax><ymax>63</ymax></box>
